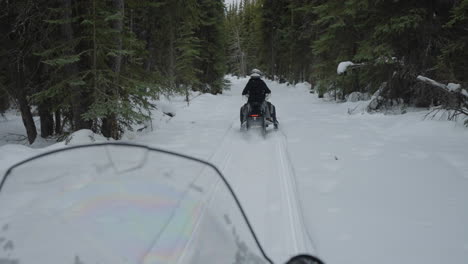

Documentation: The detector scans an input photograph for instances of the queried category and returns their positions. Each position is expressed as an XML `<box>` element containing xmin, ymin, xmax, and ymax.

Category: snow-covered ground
<box><xmin>1</xmin><ymin>76</ymin><xmax>467</xmax><ymax>264</ymax></box>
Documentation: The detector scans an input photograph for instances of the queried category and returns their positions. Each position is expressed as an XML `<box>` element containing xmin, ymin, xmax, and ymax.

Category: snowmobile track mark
<box><xmin>176</xmin><ymin>122</ymin><xmax>237</xmax><ymax>264</ymax></box>
<box><xmin>275</xmin><ymin>133</ymin><xmax>319</xmax><ymax>255</ymax></box>
<box><xmin>141</xmin><ymin>121</ymin><xmax>237</xmax><ymax>263</ymax></box>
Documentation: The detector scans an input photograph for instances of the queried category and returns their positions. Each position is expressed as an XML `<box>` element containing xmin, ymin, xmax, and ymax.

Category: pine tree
<box><xmin>0</xmin><ymin>0</ymin><xmax>51</xmax><ymax>143</ymax></box>
<box><xmin>1</xmin><ymin>0</ymin><xmax>232</xmax><ymax>143</ymax></box>
<box><xmin>196</xmin><ymin>0</ymin><xmax>226</xmax><ymax>94</ymax></box>
<box><xmin>35</xmin><ymin>0</ymin><xmax>91</xmax><ymax>134</ymax></box>
<box><xmin>438</xmin><ymin>0</ymin><xmax>468</xmax><ymax>84</ymax></box>
<box><xmin>83</xmin><ymin>0</ymin><xmax>158</xmax><ymax>139</ymax></box>
<box><xmin>225</xmin><ymin>3</ymin><xmax>248</xmax><ymax>76</ymax></box>
<box><xmin>260</xmin><ymin>0</ymin><xmax>289</xmax><ymax>78</ymax></box>
<box><xmin>37</xmin><ymin>0</ymin><xmax>158</xmax><ymax>139</ymax></box>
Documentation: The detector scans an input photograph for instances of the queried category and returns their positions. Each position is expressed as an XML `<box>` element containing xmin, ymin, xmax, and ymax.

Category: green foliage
<box><xmin>374</xmin><ymin>8</ymin><xmax>426</xmax><ymax>36</ymax></box>
<box><xmin>438</xmin><ymin>0</ymin><xmax>468</xmax><ymax>83</ymax></box>
<box><xmin>195</xmin><ymin>0</ymin><xmax>227</xmax><ymax>94</ymax></box>
<box><xmin>225</xmin><ymin>0</ymin><xmax>263</xmax><ymax>77</ymax></box>
<box><xmin>1</xmin><ymin>0</ymin><xmax>231</xmax><ymax>141</ymax></box>
<box><xmin>30</xmin><ymin>0</ymin><xmax>162</xmax><ymax>138</ymax></box>
<box><xmin>42</xmin><ymin>55</ymin><xmax>81</xmax><ymax>67</ymax></box>
<box><xmin>225</xmin><ymin>0</ymin><xmax>467</xmax><ymax>115</ymax></box>
<box><xmin>175</xmin><ymin>22</ymin><xmax>202</xmax><ymax>95</ymax></box>
<box><xmin>79</xmin><ymin>1</ymin><xmax>158</xmax><ymax>133</ymax></box>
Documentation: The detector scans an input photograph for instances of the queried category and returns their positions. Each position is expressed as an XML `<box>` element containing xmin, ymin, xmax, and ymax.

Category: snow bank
<box><xmin>62</xmin><ymin>129</ymin><xmax>110</xmax><ymax>145</ymax></box>
<box><xmin>0</xmin><ymin>144</ymin><xmax>40</xmax><ymax>177</ymax></box>
<box><xmin>290</xmin><ymin>82</ymin><xmax>312</xmax><ymax>92</ymax></box>
<box><xmin>157</xmin><ymin>101</ymin><xmax>177</xmax><ymax>117</ymax></box>
<box><xmin>346</xmin><ymin>92</ymin><xmax>370</xmax><ymax>102</ymax></box>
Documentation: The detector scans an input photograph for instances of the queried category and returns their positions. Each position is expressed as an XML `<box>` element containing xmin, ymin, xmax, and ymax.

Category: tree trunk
<box><xmin>55</xmin><ymin>109</ymin><xmax>62</xmax><ymax>134</ymax></box>
<box><xmin>101</xmin><ymin>116</ymin><xmax>118</xmax><ymax>139</ymax></box>
<box><xmin>0</xmin><ymin>92</ymin><xmax>9</xmax><ymax>114</ymax></box>
<box><xmin>102</xmin><ymin>0</ymin><xmax>124</xmax><ymax>139</ymax></box>
<box><xmin>17</xmin><ymin>95</ymin><xmax>36</xmax><ymax>144</ymax></box>
<box><xmin>15</xmin><ymin>65</ymin><xmax>37</xmax><ymax>144</ymax></box>
<box><xmin>11</xmin><ymin>56</ymin><xmax>37</xmax><ymax>144</ymax></box>
<box><xmin>168</xmin><ymin>14</ymin><xmax>176</xmax><ymax>89</ymax></box>
<box><xmin>144</xmin><ymin>11</ymin><xmax>155</xmax><ymax>72</ymax></box>
<box><xmin>111</xmin><ymin>0</ymin><xmax>124</xmax><ymax>74</ymax></box>
<box><xmin>38</xmin><ymin>102</ymin><xmax>54</xmax><ymax>138</ymax></box>
<box><xmin>270</xmin><ymin>36</ymin><xmax>276</xmax><ymax>78</ymax></box>
<box><xmin>62</xmin><ymin>0</ymin><xmax>90</xmax><ymax>131</ymax></box>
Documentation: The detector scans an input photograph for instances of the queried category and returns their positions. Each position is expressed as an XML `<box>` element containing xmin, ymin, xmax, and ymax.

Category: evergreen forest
<box><xmin>1</xmin><ymin>0</ymin><xmax>467</xmax><ymax>144</ymax></box>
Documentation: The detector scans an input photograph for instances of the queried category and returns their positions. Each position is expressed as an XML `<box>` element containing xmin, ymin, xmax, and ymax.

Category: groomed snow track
<box><xmin>204</xmin><ymin>122</ymin><xmax>317</xmax><ymax>263</ymax></box>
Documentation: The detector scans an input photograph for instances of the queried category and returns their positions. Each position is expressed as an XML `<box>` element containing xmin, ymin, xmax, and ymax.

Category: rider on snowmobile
<box><xmin>240</xmin><ymin>69</ymin><xmax>278</xmax><ymax>129</ymax></box>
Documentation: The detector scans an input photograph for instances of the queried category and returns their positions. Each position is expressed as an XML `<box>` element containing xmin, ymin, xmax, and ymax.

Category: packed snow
<box><xmin>1</xmin><ymin>76</ymin><xmax>468</xmax><ymax>264</ymax></box>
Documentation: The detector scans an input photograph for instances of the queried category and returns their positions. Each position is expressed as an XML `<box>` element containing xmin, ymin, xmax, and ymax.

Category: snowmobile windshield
<box><xmin>0</xmin><ymin>143</ymin><xmax>271</xmax><ymax>264</ymax></box>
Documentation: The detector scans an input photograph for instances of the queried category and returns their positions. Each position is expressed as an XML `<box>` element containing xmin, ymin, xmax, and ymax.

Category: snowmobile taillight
<box><xmin>250</xmin><ymin>114</ymin><xmax>259</xmax><ymax>117</ymax></box>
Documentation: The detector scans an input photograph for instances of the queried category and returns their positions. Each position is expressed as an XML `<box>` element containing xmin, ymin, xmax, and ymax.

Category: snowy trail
<box><xmin>134</xmin><ymin>85</ymin><xmax>315</xmax><ymax>262</ymax></box>
<box><xmin>147</xmin><ymin>79</ymin><xmax>316</xmax><ymax>262</ymax></box>
<box><xmin>209</xmin><ymin>124</ymin><xmax>314</xmax><ymax>262</ymax></box>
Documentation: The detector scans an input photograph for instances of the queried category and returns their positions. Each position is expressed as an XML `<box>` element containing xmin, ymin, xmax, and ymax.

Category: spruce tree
<box><xmin>196</xmin><ymin>0</ymin><xmax>226</xmax><ymax>94</ymax></box>
<box><xmin>438</xmin><ymin>0</ymin><xmax>468</xmax><ymax>84</ymax></box>
<box><xmin>225</xmin><ymin>3</ymin><xmax>248</xmax><ymax>76</ymax></box>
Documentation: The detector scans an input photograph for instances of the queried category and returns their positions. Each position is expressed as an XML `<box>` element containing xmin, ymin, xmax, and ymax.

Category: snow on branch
<box><xmin>416</xmin><ymin>75</ymin><xmax>468</xmax><ymax>98</ymax></box>
<box><xmin>337</xmin><ymin>61</ymin><xmax>365</xmax><ymax>75</ymax></box>
<box><xmin>337</xmin><ymin>61</ymin><xmax>354</xmax><ymax>74</ymax></box>
<box><xmin>416</xmin><ymin>76</ymin><xmax>447</xmax><ymax>89</ymax></box>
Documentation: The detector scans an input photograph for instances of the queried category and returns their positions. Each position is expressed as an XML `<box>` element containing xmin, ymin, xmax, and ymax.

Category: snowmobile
<box><xmin>241</xmin><ymin>98</ymin><xmax>278</xmax><ymax>136</ymax></box>
<box><xmin>0</xmin><ymin>143</ymin><xmax>323</xmax><ymax>264</ymax></box>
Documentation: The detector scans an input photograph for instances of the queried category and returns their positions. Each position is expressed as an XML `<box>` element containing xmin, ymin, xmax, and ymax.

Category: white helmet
<box><xmin>251</xmin><ymin>68</ymin><xmax>262</xmax><ymax>75</ymax></box>
<box><xmin>251</xmin><ymin>68</ymin><xmax>262</xmax><ymax>78</ymax></box>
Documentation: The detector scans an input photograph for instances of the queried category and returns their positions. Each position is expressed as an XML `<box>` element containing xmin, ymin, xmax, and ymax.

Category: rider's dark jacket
<box><xmin>242</xmin><ymin>77</ymin><xmax>271</xmax><ymax>103</ymax></box>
